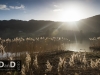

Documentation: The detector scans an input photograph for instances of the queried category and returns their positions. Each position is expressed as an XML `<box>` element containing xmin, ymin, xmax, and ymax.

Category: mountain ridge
<box><xmin>0</xmin><ymin>14</ymin><xmax>100</xmax><ymax>38</ymax></box>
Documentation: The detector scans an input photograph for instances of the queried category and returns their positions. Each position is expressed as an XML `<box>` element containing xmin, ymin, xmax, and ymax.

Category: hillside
<box><xmin>0</xmin><ymin>15</ymin><xmax>100</xmax><ymax>38</ymax></box>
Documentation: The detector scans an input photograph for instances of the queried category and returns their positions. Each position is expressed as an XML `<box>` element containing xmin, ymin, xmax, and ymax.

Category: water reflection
<box><xmin>68</xmin><ymin>40</ymin><xmax>91</xmax><ymax>52</ymax></box>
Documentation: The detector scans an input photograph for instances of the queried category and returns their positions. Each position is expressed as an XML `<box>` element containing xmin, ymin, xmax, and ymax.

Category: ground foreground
<box><xmin>1</xmin><ymin>50</ymin><xmax>100</xmax><ymax>75</ymax></box>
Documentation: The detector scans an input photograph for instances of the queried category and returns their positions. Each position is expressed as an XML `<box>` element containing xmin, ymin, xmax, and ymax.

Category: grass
<box><xmin>0</xmin><ymin>50</ymin><xmax>100</xmax><ymax>75</ymax></box>
<box><xmin>0</xmin><ymin>37</ymin><xmax>100</xmax><ymax>75</ymax></box>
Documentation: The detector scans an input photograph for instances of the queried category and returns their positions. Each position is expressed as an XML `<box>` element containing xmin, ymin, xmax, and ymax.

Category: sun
<box><xmin>60</xmin><ymin>8</ymin><xmax>81</xmax><ymax>22</ymax></box>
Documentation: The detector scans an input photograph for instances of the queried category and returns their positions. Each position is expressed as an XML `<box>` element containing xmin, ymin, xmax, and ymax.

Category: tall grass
<box><xmin>0</xmin><ymin>37</ymin><xmax>100</xmax><ymax>75</ymax></box>
<box><xmin>19</xmin><ymin>52</ymin><xmax>100</xmax><ymax>75</ymax></box>
<box><xmin>0</xmin><ymin>37</ymin><xmax>70</xmax><ymax>54</ymax></box>
<box><xmin>89</xmin><ymin>36</ymin><xmax>100</xmax><ymax>50</ymax></box>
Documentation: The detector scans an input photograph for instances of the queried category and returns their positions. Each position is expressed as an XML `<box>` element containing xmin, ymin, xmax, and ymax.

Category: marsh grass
<box><xmin>0</xmin><ymin>37</ymin><xmax>70</xmax><ymax>53</ymax></box>
<box><xmin>0</xmin><ymin>37</ymin><xmax>100</xmax><ymax>75</ymax></box>
<box><xmin>0</xmin><ymin>50</ymin><xmax>100</xmax><ymax>75</ymax></box>
<box><xmin>89</xmin><ymin>37</ymin><xmax>100</xmax><ymax>50</ymax></box>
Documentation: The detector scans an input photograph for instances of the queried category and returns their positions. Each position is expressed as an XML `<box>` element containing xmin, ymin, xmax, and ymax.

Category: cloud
<box><xmin>9</xmin><ymin>4</ymin><xmax>25</xmax><ymax>10</ymax></box>
<box><xmin>53</xmin><ymin>9</ymin><xmax>62</xmax><ymax>12</ymax></box>
<box><xmin>0</xmin><ymin>4</ymin><xmax>25</xmax><ymax>10</ymax></box>
<box><xmin>15</xmin><ymin>4</ymin><xmax>25</xmax><ymax>9</ymax></box>
<box><xmin>0</xmin><ymin>4</ymin><xmax>10</xmax><ymax>10</ymax></box>
<box><xmin>54</xmin><ymin>5</ymin><xmax>58</xmax><ymax>7</ymax></box>
<box><xmin>9</xmin><ymin>6</ymin><xmax>14</xmax><ymax>9</ymax></box>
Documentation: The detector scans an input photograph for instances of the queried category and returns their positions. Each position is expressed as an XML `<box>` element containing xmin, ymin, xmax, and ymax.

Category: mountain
<box><xmin>78</xmin><ymin>15</ymin><xmax>100</xmax><ymax>32</ymax></box>
<box><xmin>81</xmin><ymin>14</ymin><xmax>100</xmax><ymax>21</ymax></box>
<box><xmin>0</xmin><ymin>15</ymin><xmax>100</xmax><ymax>38</ymax></box>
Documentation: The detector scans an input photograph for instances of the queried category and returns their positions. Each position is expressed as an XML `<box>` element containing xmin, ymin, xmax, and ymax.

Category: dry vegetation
<box><xmin>89</xmin><ymin>37</ymin><xmax>100</xmax><ymax>50</ymax></box>
<box><xmin>0</xmin><ymin>37</ymin><xmax>70</xmax><ymax>53</ymax></box>
<box><xmin>0</xmin><ymin>37</ymin><xmax>100</xmax><ymax>75</ymax></box>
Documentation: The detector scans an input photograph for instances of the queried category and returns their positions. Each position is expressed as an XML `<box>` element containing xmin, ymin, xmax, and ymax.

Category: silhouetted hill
<box><xmin>78</xmin><ymin>15</ymin><xmax>100</xmax><ymax>33</ymax></box>
<box><xmin>0</xmin><ymin>15</ymin><xmax>100</xmax><ymax>38</ymax></box>
<box><xmin>81</xmin><ymin>14</ymin><xmax>100</xmax><ymax>21</ymax></box>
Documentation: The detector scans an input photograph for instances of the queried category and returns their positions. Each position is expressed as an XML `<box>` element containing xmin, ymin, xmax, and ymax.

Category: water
<box><xmin>67</xmin><ymin>40</ymin><xmax>91</xmax><ymax>52</ymax></box>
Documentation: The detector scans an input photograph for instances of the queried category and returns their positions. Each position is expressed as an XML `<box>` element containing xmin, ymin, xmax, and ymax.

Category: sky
<box><xmin>0</xmin><ymin>0</ymin><xmax>100</xmax><ymax>21</ymax></box>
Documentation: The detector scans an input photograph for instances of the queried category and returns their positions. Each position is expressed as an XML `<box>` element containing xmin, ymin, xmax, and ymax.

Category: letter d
<box><xmin>0</xmin><ymin>61</ymin><xmax>4</xmax><ymax>67</ymax></box>
<box><xmin>10</xmin><ymin>61</ymin><xmax>16</xmax><ymax>68</ymax></box>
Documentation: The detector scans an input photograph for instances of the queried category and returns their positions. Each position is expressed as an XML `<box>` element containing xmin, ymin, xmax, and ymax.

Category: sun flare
<box><xmin>60</xmin><ymin>8</ymin><xmax>81</xmax><ymax>22</ymax></box>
